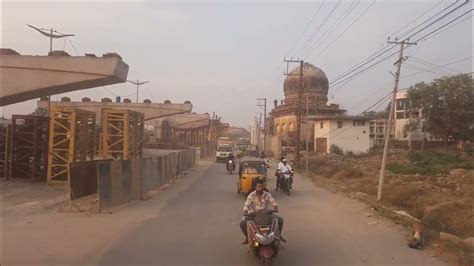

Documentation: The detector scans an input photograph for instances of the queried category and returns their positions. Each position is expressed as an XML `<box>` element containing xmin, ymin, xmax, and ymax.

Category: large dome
<box><xmin>283</xmin><ymin>63</ymin><xmax>329</xmax><ymax>105</ymax></box>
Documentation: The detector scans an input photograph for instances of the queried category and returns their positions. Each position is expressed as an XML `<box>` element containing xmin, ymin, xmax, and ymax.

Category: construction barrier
<box><xmin>168</xmin><ymin>152</ymin><xmax>178</xmax><ymax>178</ymax></box>
<box><xmin>69</xmin><ymin>160</ymin><xmax>108</xmax><ymax>199</ymax></box>
<box><xmin>66</xmin><ymin>149</ymin><xmax>197</xmax><ymax>209</ymax></box>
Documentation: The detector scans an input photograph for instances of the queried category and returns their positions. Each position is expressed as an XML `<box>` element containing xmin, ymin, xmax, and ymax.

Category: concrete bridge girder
<box><xmin>0</xmin><ymin>53</ymin><xmax>129</xmax><ymax>106</ymax></box>
<box><xmin>36</xmin><ymin>101</ymin><xmax>193</xmax><ymax>123</ymax></box>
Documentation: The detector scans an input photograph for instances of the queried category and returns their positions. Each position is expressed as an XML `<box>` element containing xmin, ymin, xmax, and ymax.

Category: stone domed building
<box><xmin>268</xmin><ymin>63</ymin><xmax>345</xmax><ymax>150</ymax></box>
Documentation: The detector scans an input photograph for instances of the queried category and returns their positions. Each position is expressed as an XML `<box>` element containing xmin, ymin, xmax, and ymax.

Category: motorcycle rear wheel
<box><xmin>263</xmin><ymin>257</ymin><xmax>272</xmax><ymax>266</ymax></box>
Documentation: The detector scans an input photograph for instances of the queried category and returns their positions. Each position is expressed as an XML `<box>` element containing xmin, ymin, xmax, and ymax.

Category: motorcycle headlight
<box><xmin>229</xmin><ymin>160</ymin><xmax>232</xmax><ymax>163</ymax></box>
<box><xmin>255</xmin><ymin>232</ymin><xmax>275</xmax><ymax>244</ymax></box>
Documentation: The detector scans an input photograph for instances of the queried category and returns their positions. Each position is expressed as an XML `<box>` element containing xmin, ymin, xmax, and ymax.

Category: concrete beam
<box><xmin>37</xmin><ymin>100</ymin><xmax>193</xmax><ymax>123</ymax></box>
<box><xmin>0</xmin><ymin>51</ymin><xmax>129</xmax><ymax>106</ymax></box>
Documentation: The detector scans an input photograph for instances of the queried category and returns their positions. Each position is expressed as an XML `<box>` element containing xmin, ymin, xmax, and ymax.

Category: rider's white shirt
<box><xmin>277</xmin><ymin>162</ymin><xmax>292</xmax><ymax>173</ymax></box>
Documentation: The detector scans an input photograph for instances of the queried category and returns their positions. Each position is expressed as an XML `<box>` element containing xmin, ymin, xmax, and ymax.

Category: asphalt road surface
<box><xmin>95</xmin><ymin>161</ymin><xmax>444</xmax><ymax>266</ymax></box>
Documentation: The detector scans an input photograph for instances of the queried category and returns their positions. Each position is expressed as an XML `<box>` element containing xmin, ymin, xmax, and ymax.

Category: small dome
<box><xmin>283</xmin><ymin>63</ymin><xmax>329</xmax><ymax>105</ymax></box>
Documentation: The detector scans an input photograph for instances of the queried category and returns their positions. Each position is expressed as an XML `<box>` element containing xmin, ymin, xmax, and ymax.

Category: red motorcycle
<box><xmin>245</xmin><ymin>210</ymin><xmax>281</xmax><ymax>266</ymax></box>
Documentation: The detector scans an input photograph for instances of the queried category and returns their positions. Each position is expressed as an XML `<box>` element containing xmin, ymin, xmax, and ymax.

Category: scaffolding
<box><xmin>10</xmin><ymin>115</ymin><xmax>49</xmax><ymax>181</ymax></box>
<box><xmin>101</xmin><ymin>109</ymin><xmax>144</xmax><ymax>160</ymax></box>
<box><xmin>47</xmin><ymin>107</ymin><xmax>96</xmax><ymax>181</ymax></box>
<box><xmin>0</xmin><ymin>124</ymin><xmax>11</xmax><ymax>179</ymax></box>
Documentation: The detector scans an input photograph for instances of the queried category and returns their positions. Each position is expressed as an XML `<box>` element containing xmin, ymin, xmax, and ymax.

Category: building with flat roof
<box><xmin>312</xmin><ymin>115</ymin><xmax>370</xmax><ymax>154</ymax></box>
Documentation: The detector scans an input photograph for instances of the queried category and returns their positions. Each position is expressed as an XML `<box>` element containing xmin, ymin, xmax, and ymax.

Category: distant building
<box><xmin>369</xmin><ymin>119</ymin><xmax>392</xmax><ymax>148</ymax></box>
<box><xmin>268</xmin><ymin>63</ymin><xmax>345</xmax><ymax>155</ymax></box>
<box><xmin>249</xmin><ymin>118</ymin><xmax>259</xmax><ymax>148</ymax></box>
<box><xmin>394</xmin><ymin>90</ymin><xmax>442</xmax><ymax>146</ymax></box>
<box><xmin>312</xmin><ymin>116</ymin><xmax>370</xmax><ymax>154</ymax></box>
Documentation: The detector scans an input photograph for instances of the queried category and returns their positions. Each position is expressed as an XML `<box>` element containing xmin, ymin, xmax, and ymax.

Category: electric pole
<box><xmin>257</xmin><ymin>98</ymin><xmax>267</xmax><ymax>152</ymax></box>
<box><xmin>305</xmin><ymin>95</ymin><xmax>309</xmax><ymax>173</ymax></box>
<box><xmin>208</xmin><ymin>112</ymin><xmax>216</xmax><ymax>142</ymax></box>
<box><xmin>284</xmin><ymin>58</ymin><xmax>304</xmax><ymax>161</ymax></box>
<box><xmin>377</xmin><ymin>39</ymin><xmax>416</xmax><ymax>201</ymax></box>
<box><xmin>27</xmin><ymin>24</ymin><xmax>75</xmax><ymax>117</ymax></box>
<box><xmin>255</xmin><ymin>113</ymin><xmax>262</xmax><ymax>152</ymax></box>
<box><xmin>127</xmin><ymin>79</ymin><xmax>150</xmax><ymax>103</ymax></box>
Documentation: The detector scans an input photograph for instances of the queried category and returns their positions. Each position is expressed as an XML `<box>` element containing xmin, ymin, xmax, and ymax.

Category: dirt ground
<box><xmin>303</xmin><ymin>150</ymin><xmax>474</xmax><ymax>266</ymax></box>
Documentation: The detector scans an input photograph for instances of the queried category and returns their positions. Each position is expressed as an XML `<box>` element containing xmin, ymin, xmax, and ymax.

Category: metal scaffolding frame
<box><xmin>0</xmin><ymin>125</ymin><xmax>11</xmax><ymax>179</ymax></box>
<box><xmin>47</xmin><ymin>107</ymin><xmax>96</xmax><ymax>181</ymax></box>
<box><xmin>101</xmin><ymin>109</ymin><xmax>144</xmax><ymax>160</ymax></box>
<box><xmin>10</xmin><ymin>115</ymin><xmax>49</xmax><ymax>181</ymax></box>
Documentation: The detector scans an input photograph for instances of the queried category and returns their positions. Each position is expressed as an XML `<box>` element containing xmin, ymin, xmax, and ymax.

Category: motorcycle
<box><xmin>264</xmin><ymin>159</ymin><xmax>270</xmax><ymax>169</ymax></box>
<box><xmin>226</xmin><ymin>159</ymin><xmax>236</xmax><ymax>174</ymax></box>
<box><xmin>276</xmin><ymin>170</ymin><xmax>293</xmax><ymax>196</ymax></box>
<box><xmin>245</xmin><ymin>210</ymin><xmax>281</xmax><ymax>266</ymax></box>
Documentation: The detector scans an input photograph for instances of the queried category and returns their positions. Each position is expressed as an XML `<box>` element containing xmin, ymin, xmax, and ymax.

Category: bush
<box><xmin>330</xmin><ymin>144</ymin><xmax>343</xmax><ymax>155</ymax></box>
<box><xmin>387</xmin><ymin>150</ymin><xmax>473</xmax><ymax>175</ymax></box>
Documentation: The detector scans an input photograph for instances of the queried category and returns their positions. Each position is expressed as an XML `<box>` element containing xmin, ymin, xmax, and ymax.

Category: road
<box><xmin>93</xmin><ymin>160</ymin><xmax>443</xmax><ymax>266</ymax></box>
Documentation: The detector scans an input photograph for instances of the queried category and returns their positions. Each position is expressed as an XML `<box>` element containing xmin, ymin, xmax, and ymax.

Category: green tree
<box><xmin>407</xmin><ymin>74</ymin><xmax>474</xmax><ymax>146</ymax></box>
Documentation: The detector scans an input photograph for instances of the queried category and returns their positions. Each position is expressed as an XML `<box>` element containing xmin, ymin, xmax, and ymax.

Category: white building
<box><xmin>313</xmin><ymin>116</ymin><xmax>370</xmax><ymax>154</ymax></box>
<box><xmin>395</xmin><ymin>90</ymin><xmax>441</xmax><ymax>144</ymax></box>
<box><xmin>369</xmin><ymin>119</ymin><xmax>392</xmax><ymax>148</ymax></box>
<box><xmin>249</xmin><ymin>118</ymin><xmax>259</xmax><ymax>147</ymax></box>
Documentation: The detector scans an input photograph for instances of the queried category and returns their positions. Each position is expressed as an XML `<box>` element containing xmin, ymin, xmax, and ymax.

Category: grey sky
<box><xmin>1</xmin><ymin>0</ymin><xmax>472</xmax><ymax>127</ymax></box>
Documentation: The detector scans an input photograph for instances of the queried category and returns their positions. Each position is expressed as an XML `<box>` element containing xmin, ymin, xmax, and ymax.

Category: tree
<box><xmin>407</xmin><ymin>74</ymin><xmax>474</xmax><ymax>147</ymax></box>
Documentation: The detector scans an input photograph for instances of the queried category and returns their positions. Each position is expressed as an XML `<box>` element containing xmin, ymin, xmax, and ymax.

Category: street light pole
<box><xmin>127</xmin><ymin>79</ymin><xmax>150</xmax><ymax>103</ymax></box>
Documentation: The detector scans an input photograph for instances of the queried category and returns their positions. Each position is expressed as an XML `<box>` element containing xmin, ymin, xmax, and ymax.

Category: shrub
<box><xmin>330</xmin><ymin>144</ymin><xmax>343</xmax><ymax>155</ymax></box>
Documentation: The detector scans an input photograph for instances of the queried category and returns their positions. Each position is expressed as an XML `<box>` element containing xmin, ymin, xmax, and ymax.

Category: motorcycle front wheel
<box><xmin>263</xmin><ymin>257</ymin><xmax>272</xmax><ymax>266</ymax></box>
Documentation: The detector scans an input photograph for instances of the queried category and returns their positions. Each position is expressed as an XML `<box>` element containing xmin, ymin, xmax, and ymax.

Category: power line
<box><xmin>285</xmin><ymin>0</ymin><xmax>327</xmax><ymax>58</ymax></box>
<box><xmin>409</xmin><ymin>57</ymin><xmax>458</xmax><ymax>73</ymax></box>
<box><xmin>390</xmin><ymin>0</ymin><xmax>445</xmax><ymax>38</ymax></box>
<box><xmin>329</xmin><ymin>1</ymin><xmax>470</xmax><ymax>86</ymax></box>
<box><xmin>415</xmin><ymin>13</ymin><xmax>473</xmax><ymax>43</ymax></box>
<box><xmin>304</xmin><ymin>0</ymin><xmax>361</xmax><ymax>60</ymax></box>
<box><xmin>144</xmin><ymin>83</ymin><xmax>156</xmax><ymax>102</ymax></box>
<box><xmin>403</xmin><ymin>63</ymin><xmax>445</xmax><ymax>74</ymax></box>
<box><xmin>412</xmin><ymin>8</ymin><xmax>473</xmax><ymax>42</ymax></box>
<box><xmin>312</xmin><ymin>0</ymin><xmax>377</xmax><ymax>61</ymax></box>
<box><xmin>395</xmin><ymin>0</ymin><xmax>464</xmax><ymax>40</ymax></box>
<box><xmin>293</xmin><ymin>0</ymin><xmax>342</xmax><ymax>59</ymax></box>
<box><xmin>330</xmin><ymin>7</ymin><xmax>472</xmax><ymax>89</ymax></box>
<box><xmin>67</xmin><ymin>37</ymin><xmax>80</xmax><ymax>56</ymax></box>
<box><xmin>402</xmin><ymin>56</ymin><xmax>473</xmax><ymax>77</ymax></box>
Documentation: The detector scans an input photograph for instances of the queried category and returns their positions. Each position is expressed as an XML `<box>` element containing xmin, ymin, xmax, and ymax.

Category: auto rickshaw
<box><xmin>237</xmin><ymin>157</ymin><xmax>268</xmax><ymax>195</ymax></box>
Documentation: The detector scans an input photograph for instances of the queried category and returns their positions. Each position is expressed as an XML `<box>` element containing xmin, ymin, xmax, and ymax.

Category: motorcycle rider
<box><xmin>226</xmin><ymin>153</ymin><xmax>235</xmax><ymax>171</ymax></box>
<box><xmin>276</xmin><ymin>158</ymin><xmax>293</xmax><ymax>191</ymax></box>
<box><xmin>239</xmin><ymin>178</ymin><xmax>286</xmax><ymax>244</ymax></box>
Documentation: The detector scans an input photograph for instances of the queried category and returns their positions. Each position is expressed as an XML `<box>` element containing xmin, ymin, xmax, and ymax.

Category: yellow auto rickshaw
<box><xmin>237</xmin><ymin>157</ymin><xmax>268</xmax><ymax>195</ymax></box>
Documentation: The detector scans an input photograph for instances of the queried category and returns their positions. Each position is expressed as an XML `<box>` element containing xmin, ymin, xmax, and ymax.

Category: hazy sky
<box><xmin>1</xmin><ymin>0</ymin><xmax>472</xmax><ymax>127</ymax></box>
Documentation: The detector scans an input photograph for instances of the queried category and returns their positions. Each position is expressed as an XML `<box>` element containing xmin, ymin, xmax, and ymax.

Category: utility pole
<box><xmin>127</xmin><ymin>79</ymin><xmax>150</xmax><ymax>103</ymax></box>
<box><xmin>284</xmin><ymin>58</ymin><xmax>304</xmax><ymax>161</ymax></box>
<box><xmin>208</xmin><ymin>112</ymin><xmax>215</xmax><ymax>142</ymax></box>
<box><xmin>305</xmin><ymin>95</ymin><xmax>309</xmax><ymax>173</ymax></box>
<box><xmin>256</xmin><ymin>113</ymin><xmax>262</xmax><ymax>152</ymax></box>
<box><xmin>27</xmin><ymin>24</ymin><xmax>75</xmax><ymax>117</ymax></box>
<box><xmin>377</xmin><ymin>39</ymin><xmax>416</xmax><ymax>201</ymax></box>
<box><xmin>257</xmin><ymin>98</ymin><xmax>267</xmax><ymax>152</ymax></box>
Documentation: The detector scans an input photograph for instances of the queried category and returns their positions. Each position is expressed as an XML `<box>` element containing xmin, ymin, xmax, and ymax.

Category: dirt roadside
<box><xmin>298</xmin><ymin>150</ymin><xmax>473</xmax><ymax>266</ymax></box>
<box><xmin>0</xmin><ymin>161</ymin><xmax>213</xmax><ymax>266</ymax></box>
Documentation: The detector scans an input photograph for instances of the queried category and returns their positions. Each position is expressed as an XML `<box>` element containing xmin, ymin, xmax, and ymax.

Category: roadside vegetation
<box><xmin>302</xmin><ymin>149</ymin><xmax>473</xmax><ymax>265</ymax></box>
